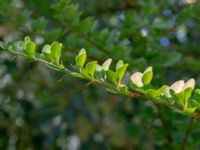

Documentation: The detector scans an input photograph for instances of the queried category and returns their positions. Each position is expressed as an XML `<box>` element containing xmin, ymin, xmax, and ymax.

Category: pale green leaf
<box><xmin>75</xmin><ymin>49</ymin><xmax>87</xmax><ymax>67</ymax></box>
<box><xmin>102</xmin><ymin>58</ymin><xmax>112</xmax><ymax>71</ymax></box>
<box><xmin>116</xmin><ymin>60</ymin><xmax>124</xmax><ymax>70</ymax></box>
<box><xmin>25</xmin><ymin>41</ymin><xmax>36</xmax><ymax>56</ymax></box>
<box><xmin>51</xmin><ymin>42</ymin><xmax>62</xmax><ymax>64</ymax></box>
<box><xmin>116</xmin><ymin>64</ymin><xmax>128</xmax><ymax>83</ymax></box>
<box><xmin>142</xmin><ymin>71</ymin><xmax>153</xmax><ymax>86</ymax></box>
<box><xmin>86</xmin><ymin>61</ymin><xmax>97</xmax><ymax>78</ymax></box>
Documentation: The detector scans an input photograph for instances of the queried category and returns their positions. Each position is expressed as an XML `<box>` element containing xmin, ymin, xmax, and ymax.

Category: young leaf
<box><xmin>119</xmin><ymin>85</ymin><xmax>128</xmax><ymax>95</ymax></box>
<box><xmin>170</xmin><ymin>80</ymin><xmax>185</xmax><ymax>94</ymax></box>
<box><xmin>80</xmin><ymin>68</ymin><xmax>90</xmax><ymax>79</ymax></box>
<box><xmin>130</xmin><ymin>72</ymin><xmax>144</xmax><ymax>88</ymax></box>
<box><xmin>86</xmin><ymin>61</ymin><xmax>97</xmax><ymax>78</ymax></box>
<box><xmin>146</xmin><ymin>86</ymin><xmax>167</xmax><ymax>98</ymax></box>
<box><xmin>71</xmin><ymin>72</ymin><xmax>85</xmax><ymax>79</ymax></box>
<box><xmin>183</xmin><ymin>107</ymin><xmax>197</xmax><ymax>114</ymax></box>
<box><xmin>183</xmin><ymin>88</ymin><xmax>193</xmax><ymax>107</ymax></box>
<box><xmin>25</xmin><ymin>41</ymin><xmax>36</xmax><ymax>56</ymax></box>
<box><xmin>95</xmin><ymin>64</ymin><xmax>104</xmax><ymax>80</ymax></box>
<box><xmin>116</xmin><ymin>64</ymin><xmax>128</xmax><ymax>83</ymax></box>
<box><xmin>157</xmin><ymin>85</ymin><xmax>168</xmax><ymax>96</ymax></box>
<box><xmin>102</xmin><ymin>58</ymin><xmax>112</xmax><ymax>71</ymax></box>
<box><xmin>170</xmin><ymin>89</ymin><xmax>184</xmax><ymax>106</ymax></box>
<box><xmin>106</xmin><ymin>70</ymin><xmax>117</xmax><ymax>84</ymax></box>
<box><xmin>42</xmin><ymin>44</ymin><xmax>53</xmax><ymax>61</ymax></box>
<box><xmin>106</xmin><ymin>87</ymin><xmax>118</xmax><ymax>94</ymax></box>
<box><xmin>51</xmin><ymin>42</ymin><xmax>62</xmax><ymax>64</ymax></box>
<box><xmin>116</xmin><ymin>60</ymin><xmax>124</xmax><ymax>70</ymax></box>
<box><xmin>146</xmin><ymin>89</ymin><xmax>158</xmax><ymax>98</ymax></box>
<box><xmin>45</xmin><ymin>63</ymin><xmax>64</xmax><ymax>71</ymax></box>
<box><xmin>42</xmin><ymin>44</ymin><xmax>51</xmax><ymax>53</ymax></box>
<box><xmin>75</xmin><ymin>49</ymin><xmax>87</xmax><ymax>67</ymax></box>
<box><xmin>142</xmin><ymin>70</ymin><xmax>153</xmax><ymax>86</ymax></box>
<box><xmin>183</xmin><ymin>79</ymin><xmax>195</xmax><ymax>91</ymax></box>
<box><xmin>96</xmin><ymin>64</ymin><xmax>102</xmax><ymax>72</ymax></box>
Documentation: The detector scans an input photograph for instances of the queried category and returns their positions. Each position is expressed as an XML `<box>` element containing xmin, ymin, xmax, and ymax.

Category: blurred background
<box><xmin>1</xmin><ymin>0</ymin><xmax>200</xmax><ymax>149</ymax></box>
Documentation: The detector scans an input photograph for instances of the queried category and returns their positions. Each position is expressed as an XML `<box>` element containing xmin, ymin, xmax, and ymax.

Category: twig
<box><xmin>6</xmin><ymin>48</ymin><xmax>200</xmax><ymax>119</ymax></box>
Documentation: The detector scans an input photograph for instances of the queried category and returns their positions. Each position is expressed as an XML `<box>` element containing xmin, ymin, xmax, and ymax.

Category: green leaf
<box><xmin>146</xmin><ymin>86</ymin><xmax>167</xmax><ymax>98</ymax></box>
<box><xmin>183</xmin><ymin>107</ymin><xmax>197</xmax><ymax>114</ymax></box>
<box><xmin>75</xmin><ymin>49</ymin><xmax>87</xmax><ymax>67</ymax></box>
<box><xmin>130</xmin><ymin>81</ymin><xmax>138</xmax><ymax>90</ymax></box>
<box><xmin>86</xmin><ymin>61</ymin><xmax>97</xmax><ymax>78</ymax></box>
<box><xmin>95</xmin><ymin>64</ymin><xmax>104</xmax><ymax>80</ymax></box>
<box><xmin>170</xmin><ymin>89</ymin><xmax>184</xmax><ymax>106</ymax></box>
<box><xmin>163</xmin><ymin>86</ymin><xmax>171</xmax><ymax>98</ymax></box>
<box><xmin>96</xmin><ymin>64</ymin><xmax>102</xmax><ymax>72</ymax></box>
<box><xmin>42</xmin><ymin>44</ymin><xmax>51</xmax><ymax>54</ymax></box>
<box><xmin>157</xmin><ymin>85</ymin><xmax>168</xmax><ymax>96</ymax></box>
<box><xmin>106</xmin><ymin>70</ymin><xmax>117</xmax><ymax>84</ymax></box>
<box><xmin>102</xmin><ymin>58</ymin><xmax>112</xmax><ymax>71</ymax></box>
<box><xmin>183</xmin><ymin>88</ymin><xmax>193</xmax><ymax>107</ymax></box>
<box><xmin>71</xmin><ymin>72</ymin><xmax>85</xmax><ymax>79</ymax></box>
<box><xmin>116</xmin><ymin>60</ymin><xmax>124</xmax><ymax>70</ymax></box>
<box><xmin>116</xmin><ymin>64</ymin><xmax>128</xmax><ymax>83</ymax></box>
<box><xmin>42</xmin><ymin>44</ymin><xmax>53</xmax><ymax>61</ymax></box>
<box><xmin>95</xmin><ymin>71</ymin><xmax>103</xmax><ymax>81</ymax></box>
<box><xmin>119</xmin><ymin>85</ymin><xmax>128</xmax><ymax>95</ymax></box>
<box><xmin>80</xmin><ymin>68</ymin><xmax>90</xmax><ymax>79</ymax></box>
<box><xmin>106</xmin><ymin>87</ymin><xmax>118</xmax><ymax>94</ymax></box>
<box><xmin>25</xmin><ymin>41</ymin><xmax>36</xmax><ymax>56</ymax></box>
<box><xmin>51</xmin><ymin>42</ymin><xmax>62</xmax><ymax>64</ymax></box>
<box><xmin>45</xmin><ymin>64</ymin><xmax>64</xmax><ymax>71</ymax></box>
<box><xmin>146</xmin><ymin>89</ymin><xmax>158</xmax><ymax>98</ymax></box>
<box><xmin>142</xmin><ymin>70</ymin><xmax>153</xmax><ymax>86</ymax></box>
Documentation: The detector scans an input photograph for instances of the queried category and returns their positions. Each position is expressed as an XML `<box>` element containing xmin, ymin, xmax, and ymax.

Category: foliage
<box><xmin>3</xmin><ymin>36</ymin><xmax>200</xmax><ymax>117</ymax></box>
<box><xmin>1</xmin><ymin>0</ymin><xmax>200</xmax><ymax>149</ymax></box>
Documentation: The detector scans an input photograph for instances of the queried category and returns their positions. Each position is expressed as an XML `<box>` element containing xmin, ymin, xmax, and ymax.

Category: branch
<box><xmin>2</xmin><ymin>37</ymin><xmax>200</xmax><ymax>118</ymax></box>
